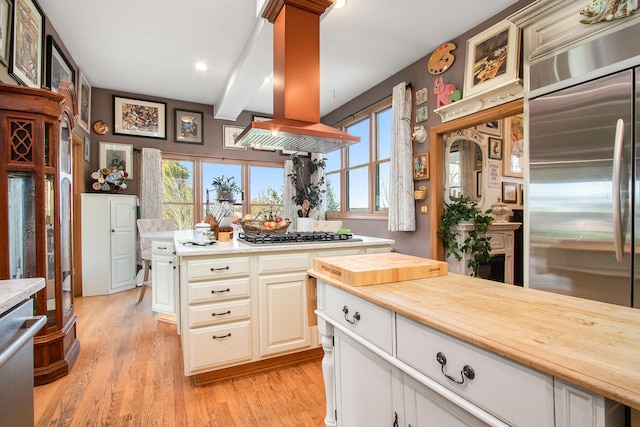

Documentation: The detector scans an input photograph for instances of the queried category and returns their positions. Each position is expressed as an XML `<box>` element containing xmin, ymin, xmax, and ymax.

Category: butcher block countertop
<box><xmin>309</xmin><ymin>265</ymin><xmax>640</xmax><ymax>411</ymax></box>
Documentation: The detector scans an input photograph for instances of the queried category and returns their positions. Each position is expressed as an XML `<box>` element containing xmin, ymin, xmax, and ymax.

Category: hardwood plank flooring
<box><xmin>34</xmin><ymin>288</ymin><xmax>326</xmax><ymax>426</ymax></box>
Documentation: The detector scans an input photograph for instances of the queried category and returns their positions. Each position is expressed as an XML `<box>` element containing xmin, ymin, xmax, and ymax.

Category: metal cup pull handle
<box><xmin>342</xmin><ymin>305</ymin><xmax>361</xmax><ymax>325</ymax></box>
<box><xmin>436</xmin><ymin>351</ymin><xmax>475</xmax><ymax>384</ymax></box>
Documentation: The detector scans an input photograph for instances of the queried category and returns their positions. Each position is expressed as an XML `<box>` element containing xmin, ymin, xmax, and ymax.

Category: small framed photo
<box><xmin>415</xmin><ymin>87</ymin><xmax>428</xmax><ymax>105</ymax></box>
<box><xmin>413</xmin><ymin>153</ymin><xmax>429</xmax><ymax>181</ymax></box>
<box><xmin>77</xmin><ymin>71</ymin><xmax>92</xmax><ymax>133</ymax></box>
<box><xmin>476</xmin><ymin>120</ymin><xmax>502</xmax><ymax>137</ymax></box>
<box><xmin>416</xmin><ymin>106</ymin><xmax>428</xmax><ymax>123</ymax></box>
<box><xmin>503</xmin><ymin>115</ymin><xmax>525</xmax><ymax>178</ymax></box>
<box><xmin>488</xmin><ymin>137</ymin><xmax>502</xmax><ymax>160</ymax></box>
<box><xmin>46</xmin><ymin>35</ymin><xmax>75</xmax><ymax>93</ymax></box>
<box><xmin>175</xmin><ymin>109</ymin><xmax>203</xmax><ymax>144</ymax></box>
<box><xmin>223</xmin><ymin>125</ymin><xmax>246</xmax><ymax>150</ymax></box>
<box><xmin>113</xmin><ymin>96</ymin><xmax>166</xmax><ymax>139</ymax></box>
<box><xmin>99</xmin><ymin>142</ymin><xmax>133</xmax><ymax>179</ymax></box>
<box><xmin>502</xmin><ymin>181</ymin><xmax>518</xmax><ymax>204</ymax></box>
<box><xmin>9</xmin><ymin>0</ymin><xmax>43</xmax><ymax>88</ymax></box>
<box><xmin>0</xmin><ymin>0</ymin><xmax>12</xmax><ymax>66</ymax></box>
<box><xmin>464</xmin><ymin>20</ymin><xmax>520</xmax><ymax>98</ymax></box>
<box><xmin>84</xmin><ymin>137</ymin><xmax>90</xmax><ymax>162</ymax></box>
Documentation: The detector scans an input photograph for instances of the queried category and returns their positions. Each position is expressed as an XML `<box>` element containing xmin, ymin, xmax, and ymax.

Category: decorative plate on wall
<box><xmin>428</xmin><ymin>42</ymin><xmax>456</xmax><ymax>75</ymax></box>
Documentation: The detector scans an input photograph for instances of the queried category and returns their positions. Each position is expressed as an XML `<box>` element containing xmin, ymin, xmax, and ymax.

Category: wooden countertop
<box><xmin>0</xmin><ymin>278</ymin><xmax>46</xmax><ymax>314</ymax></box>
<box><xmin>308</xmin><ymin>268</ymin><xmax>640</xmax><ymax>411</ymax></box>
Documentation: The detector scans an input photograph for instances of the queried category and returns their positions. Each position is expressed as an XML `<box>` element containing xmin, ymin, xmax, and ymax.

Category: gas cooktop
<box><xmin>238</xmin><ymin>231</ymin><xmax>359</xmax><ymax>245</ymax></box>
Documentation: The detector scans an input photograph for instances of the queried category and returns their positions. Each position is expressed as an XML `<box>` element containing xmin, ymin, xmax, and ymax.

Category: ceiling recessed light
<box><xmin>333</xmin><ymin>0</ymin><xmax>346</xmax><ymax>9</ymax></box>
<box><xmin>194</xmin><ymin>62</ymin><xmax>208</xmax><ymax>71</ymax></box>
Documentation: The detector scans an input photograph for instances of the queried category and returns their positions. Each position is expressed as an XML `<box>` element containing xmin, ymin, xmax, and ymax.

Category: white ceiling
<box><xmin>40</xmin><ymin>0</ymin><xmax>520</xmax><ymax>120</ymax></box>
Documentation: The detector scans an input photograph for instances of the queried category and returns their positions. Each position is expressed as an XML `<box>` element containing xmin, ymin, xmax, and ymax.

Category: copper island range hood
<box><xmin>233</xmin><ymin>0</ymin><xmax>360</xmax><ymax>154</ymax></box>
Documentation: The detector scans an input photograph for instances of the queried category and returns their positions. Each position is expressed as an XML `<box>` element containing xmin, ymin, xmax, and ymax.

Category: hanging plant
<box><xmin>438</xmin><ymin>196</ymin><xmax>494</xmax><ymax>277</ymax></box>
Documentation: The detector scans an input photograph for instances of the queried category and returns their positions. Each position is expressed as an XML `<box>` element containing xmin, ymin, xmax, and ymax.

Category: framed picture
<box><xmin>476</xmin><ymin>171</ymin><xmax>482</xmax><ymax>198</ymax></box>
<box><xmin>415</xmin><ymin>87</ymin><xmax>428</xmax><ymax>105</ymax></box>
<box><xmin>9</xmin><ymin>0</ymin><xmax>43</xmax><ymax>88</ymax></box>
<box><xmin>113</xmin><ymin>96</ymin><xmax>166</xmax><ymax>139</ymax></box>
<box><xmin>84</xmin><ymin>137</ymin><xmax>90</xmax><ymax>162</ymax></box>
<box><xmin>487</xmin><ymin>160</ymin><xmax>501</xmax><ymax>188</ymax></box>
<box><xmin>99</xmin><ymin>142</ymin><xmax>133</xmax><ymax>180</ymax></box>
<box><xmin>463</xmin><ymin>20</ymin><xmax>520</xmax><ymax>98</ymax></box>
<box><xmin>0</xmin><ymin>0</ymin><xmax>12</xmax><ymax>66</ymax></box>
<box><xmin>77</xmin><ymin>71</ymin><xmax>91</xmax><ymax>133</ymax></box>
<box><xmin>46</xmin><ymin>35</ymin><xmax>75</xmax><ymax>93</ymax></box>
<box><xmin>476</xmin><ymin>119</ymin><xmax>502</xmax><ymax>137</ymax></box>
<box><xmin>413</xmin><ymin>153</ymin><xmax>429</xmax><ymax>181</ymax></box>
<box><xmin>488</xmin><ymin>137</ymin><xmax>502</xmax><ymax>160</ymax></box>
<box><xmin>223</xmin><ymin>125</ymin><xmax>246</xmax><ymax>150</ymax></box>
<box><xmin>416</xmin><ymin>106</ymin><xmax>428</xmax><ymax>123</ymax></box>
<box><xmin>502</xmin><ymin>182</ymin><xmax>518</xmax><ymax>204</ymax></box>
<box><xmin>503</xmin><ymin>114</ymin><xmax>525</xmax><ymax>178</ymax></box>
<box><xmin>175</xmin><ymin>109</ymin><xmax>203</xmax><ymax>144</ymax></box>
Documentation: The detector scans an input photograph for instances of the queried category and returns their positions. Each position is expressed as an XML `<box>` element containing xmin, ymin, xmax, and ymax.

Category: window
<box><xmin>327</xmin><ymin>97</ymin><xmax>392</xmax><ymax>218</ymax></box>
<box><xmin>161</xmin><ymin>154</ymin><xmax>283</xmax><ymax>228</ymax></box>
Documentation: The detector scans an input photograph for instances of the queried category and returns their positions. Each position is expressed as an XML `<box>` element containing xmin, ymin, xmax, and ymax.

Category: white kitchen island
<box><xmin>172</xmin><ymin>230</ymin><xmax>393</xmax><ymax>383</ymax></box>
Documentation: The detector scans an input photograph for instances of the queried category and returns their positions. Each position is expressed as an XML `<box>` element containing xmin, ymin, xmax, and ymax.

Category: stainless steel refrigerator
<box><xmin>527</xmin><ymin>28</ymin><xmax>639</xmax><ymax>309</ymax></box>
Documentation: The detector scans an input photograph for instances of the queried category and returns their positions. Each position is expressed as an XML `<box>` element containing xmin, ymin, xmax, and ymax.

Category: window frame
<box><xmin>326</xmin><ymin>97</ymin><xmax>392</xmax><ymax>220</ymax></box>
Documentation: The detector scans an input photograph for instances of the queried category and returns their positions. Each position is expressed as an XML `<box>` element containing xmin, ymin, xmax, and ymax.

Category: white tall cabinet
<box><xmin>81</xmin><ymin>194</ymin><xmax>137</xmax><ymax>296</ymax></box>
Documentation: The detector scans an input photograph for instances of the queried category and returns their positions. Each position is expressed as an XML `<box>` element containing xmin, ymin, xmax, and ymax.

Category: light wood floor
<box><xmin>34</xmin><ymin>287</ymin><xmax>326</xmax><ymax>426</ymax></box>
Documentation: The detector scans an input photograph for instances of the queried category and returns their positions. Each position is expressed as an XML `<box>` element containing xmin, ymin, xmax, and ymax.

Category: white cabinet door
<box><xmin>109</xmin><ymin>197</ymin><xmax>136</xmax><ymax>291</ymax></box>
<box><xmin>554</xmin><ymin>380</ymin><xmax>626</xmax><ymax>427</ymax></box>
<box><xmin>334</xmin><ymin>330</ymin><xmax>403</xmax><ymax>427</ymax></box>
<box><xmin>403</xmin><ymin>374</ymin><xmax>492</xmax><ymax>427</ymax></box>
<box><xmin>258</xmin><ymin>272</ymin><xmax>311</xmax><ymax>356</ymax></box>
<box><xmin>152</xmin><ymin>252</ymin><xmax>177</xmax><ymax>315</ymax></box>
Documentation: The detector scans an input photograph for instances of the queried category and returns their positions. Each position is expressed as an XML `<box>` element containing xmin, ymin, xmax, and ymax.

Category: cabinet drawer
<box><xmin>325</xmin><ymin>285</ymin><xmax>392</xmax><ymax>354</ymax></box>
<box><xmin>188</xmin><ymin>299</ymin><xmax>250</xmax><ymax>328</ymax></box>
<box><xmin>186</xmin><ymin>256</ymin><xmax>249</xmax><ymax>281</ymax></box>
<box><xmin>396</xmin><ymin>315</ymin><xmax>554</xmax><ymax>427</ymax></box>
<box><xmin>188</xmin><ymin>321</ymin><xmax>252</xmax><ymax>371</ymax></box>
<box><xmin>258</xmin><ymin>252</ymin><xmax>309</xmax><ymax>274</ymax></box>
<box><xmin>188</xmin><ymin>277</ymin><xmax>250</xmax><ymax>304</ymax></box>
<box><xmin>152</xmin><ymin>240</ymin><xmax>175</xmax><ymax>255</ymax></box>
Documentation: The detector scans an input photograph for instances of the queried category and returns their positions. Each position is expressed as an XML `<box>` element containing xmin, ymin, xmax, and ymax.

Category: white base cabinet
<box><xmin>81</xmin><ymin>194</ymin><xmax>137</xmax><ymax>296</ymax></box>
<box><xmin>151</xmin><ymin>240</ymin><xmax>178</xmax><ymax>316</ymax></box>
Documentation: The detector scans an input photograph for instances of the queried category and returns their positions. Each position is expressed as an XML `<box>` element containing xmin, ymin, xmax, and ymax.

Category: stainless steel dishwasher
<box><xmin>0</xmin><ymin>299</ymin><xmax>47</xmax><ymax>427</ymax></box>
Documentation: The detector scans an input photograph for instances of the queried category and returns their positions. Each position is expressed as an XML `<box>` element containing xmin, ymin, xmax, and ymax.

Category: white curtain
<box><xmin>140</xmin><ymin>148</ymin><xmax>163</xmax><ymax>219</ymax></box>
<box><xmin>388</xmin><ymin>82</ymin><xmax>416</xmax><ymax>231</ymax></box>
<box><xmin>283</xmin><ymin>159</ymin><xmax>295</xmax><ymax>228</ymax></box>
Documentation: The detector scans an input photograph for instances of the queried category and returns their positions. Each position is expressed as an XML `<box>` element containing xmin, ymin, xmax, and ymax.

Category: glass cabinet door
<box><xmin>7</xmin><ymin>173</ymin><xmax>36</xmax><ymax>280</ymax></box>
<box><xmin>59</xmin><ymin>119</ymin><xmax>73</xmax><ymax>321</ymax></box>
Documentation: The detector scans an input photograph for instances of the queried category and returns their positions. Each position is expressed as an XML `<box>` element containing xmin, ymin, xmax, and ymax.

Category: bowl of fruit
<box><xmin>240</xmin><ymin>214</ymin><xmax>290</xmax><ymax>234</ymax></box>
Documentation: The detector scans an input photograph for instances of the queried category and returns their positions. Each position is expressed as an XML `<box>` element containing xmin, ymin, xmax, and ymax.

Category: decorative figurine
<box><xmin>434</xmin><ymin>76</ymin><xmax>458</xmax><ymax>108</ymax></box>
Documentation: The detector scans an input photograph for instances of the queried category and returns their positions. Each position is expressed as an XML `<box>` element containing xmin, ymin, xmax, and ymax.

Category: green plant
<box><xmin>211</xmin><ymin>175</ymin><xmax>241</xmax><ymax>193</ymax></box>
<box><xmin>288</xmin><ymin>154</ymin><xmax>326</xmax><ymax>216</ymax></box>
<box><xmin>438</xmin><ymin>196</ymin><xmax>494</xmax><ymax>277</ymax></box>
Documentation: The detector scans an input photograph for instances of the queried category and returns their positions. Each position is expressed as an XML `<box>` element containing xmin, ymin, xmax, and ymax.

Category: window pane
<box><xmin>326</xmin><ymin>171</ymin><xmax>341</xmax><ymax>212</ymax></box>
<box><xmin>250</xmin><ymin>165</ymin><xmax>284</xmax><ymax>219</ymax></box>
<box><xmin>376</xmin><ymin>161</ymin><xmax>390</xmax><ymax>211</ymax></box>
<box><xmin>325</xmin><ymin>149</ymin><xmax>341</xmax><ymax>173</ymax></box>
<box><xmin>203</xmin><ymin>162</ymin><xmax>242</xmax><ymax>203</ymax></box>
<box><xmin>346</xmin><ymin>166</ymin><xmax>369</xmax><ymax>211</ymax></box>
<box><xmin>347</xmin><ymin>119</ymin><xmax>370</xmax><ymax>167</ymax></box>
<box><xmin>162</xmin><ymin>160</ymin><xmax>195</xmax><ymax>230</ymax></box>
<box><xmin>377</xmin><ymin>107</ymin><xmax>392</xmax><ymax>160</ymax></box>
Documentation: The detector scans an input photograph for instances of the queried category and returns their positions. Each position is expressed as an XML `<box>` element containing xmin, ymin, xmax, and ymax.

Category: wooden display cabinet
<box><xmin>0</xmin><ymin>83</ymin><xmax>80</xmax><ymax>385</ymax></box>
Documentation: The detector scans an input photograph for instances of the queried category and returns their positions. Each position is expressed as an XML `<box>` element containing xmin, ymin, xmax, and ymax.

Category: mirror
<box><xmin>444</xmin><ymin>129</ymin><xmax>486</xmax><ymax>207</ymax></box>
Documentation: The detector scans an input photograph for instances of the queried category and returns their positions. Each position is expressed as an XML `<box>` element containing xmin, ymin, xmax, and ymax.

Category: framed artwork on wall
<box><xmin>503</xmin><ymin>115</ymin><xmax>525</xmax><ymax>178</ymax></box>
<box><xmin>99</xmin><ymin>142</ymin><xmax>133</xmax><ymax>180</ymax></box>
<box><xmin>46</xmin><ymin>35</ymin><xmax>75</xmax><ymax>93</ymax></box>
<box><xmin>78</xmin><ymin>71</ymin><xmax>91</xmax><ymax>133</ymax></box>
<box><xmin>0</xmin><ymin>0</ymin><xmax>12</xmax><ymax>66</ymax></box>
<box><xmin>223</xmin><ymin>125</ymin><xmax>246</xmax><ymax>150</ymax></box>
<box><xmin>502</xmin><ymin>182</ymin><xmax>518</xmax><ymax>204</ymax></box>
<box><xmin>175</xmin><ymin>109</ymin><xmax>203</xmax><ymax>144</ymax></box>
<box><xmin>416</xmin><ymin>106</ymin><xmax>428</xmax><ymax>123</ymax></box>
<box><xmin>113</xmin><ymin>96</ymin><xmax>166</xmax><ymax>139</ymax></box>
<box><xmin>413</xmin><ymin>153</ymin><xmax>429</xmax><ymax>180</ymax></box>
<box><xmin>415</xmin><ymin>87</ymin><xmax>428</xmax><ymax>105</ymax></box>
<box><xmin>84</xmin><ymin>137</ymin><xmax>90</xmax><ymax>162</ymax></box>
<box><xmin>9</xmin><ymin>0</ymin><xmax>43</xmax><ymax>88</ymax></box>
<box><xmin>463</xmin><ymin>20</ymin><xmax>520</xmax><ymax>99</ymax></box>
<box><xmin>488</xmin><ymin>137</ymin><xmax>502</xmax><ymax>160</ymax></box>
<box><xmin>476</xmin><ymin>119</ymin><xmax>502</xmax><ymax>137</ymax></box>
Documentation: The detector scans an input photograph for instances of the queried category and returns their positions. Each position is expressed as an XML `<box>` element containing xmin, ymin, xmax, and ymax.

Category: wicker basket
<box><xmin>241</xmin><ymin>219</ymin><xmax>290</xmax><ymax>234</ymax></box>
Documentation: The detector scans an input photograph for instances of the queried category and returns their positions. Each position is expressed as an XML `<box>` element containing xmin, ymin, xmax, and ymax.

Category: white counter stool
<box><xmin>136</xmin><ymin>219</ymin><xmax>175</xmax><ymax>302</ymax></box>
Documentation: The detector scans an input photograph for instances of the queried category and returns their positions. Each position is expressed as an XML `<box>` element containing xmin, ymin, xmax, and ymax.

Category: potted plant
<box><xmin>438</xmin><ymin>196</ymin><xmax>494</xmax><ymax>277</ymax></box>
<box><xmin>211</xmin><ymin>175</ymin><xmax>241</xmax><ymax>203</ymax></box>
<box><xmin>288</xmin><ymin>154</ymin><xmax>325</xmax><ymax>218</ymax></box>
